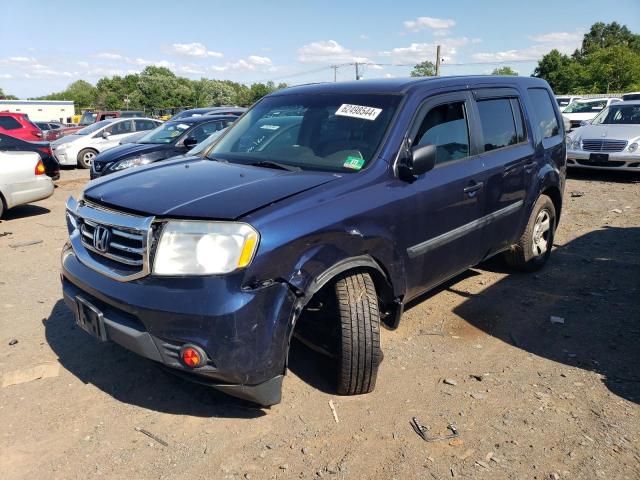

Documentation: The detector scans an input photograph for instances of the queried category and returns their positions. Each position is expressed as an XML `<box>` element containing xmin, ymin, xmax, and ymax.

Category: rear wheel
<box><xmin>77</xmin><ymin>149</ymin><xmax>97</xmax><ymax>169</ymax></box>
<box><xmin>334</xmin><ymin>271</ymin><xmax>382</xmax><ymax>395</ymax></box>
<box><xmin>0</xmin><ymin>194</ymin><xmax>4</xmax><ymax>219</ymax></box>
<box><xmin>504</xmin><ymin>195</ymin><xmax>556</xmax><ymax>271</ymax></box>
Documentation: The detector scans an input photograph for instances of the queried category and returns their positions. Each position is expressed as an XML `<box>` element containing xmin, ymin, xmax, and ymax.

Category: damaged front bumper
<box><xmin>61</xmin><ymin>243</ymin><xmax>297</xmax><ymax>406</ymax></box>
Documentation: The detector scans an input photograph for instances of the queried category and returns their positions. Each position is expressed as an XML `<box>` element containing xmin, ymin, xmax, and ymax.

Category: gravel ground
<box><xmin>0</xmin><ymin>167</ymin><xmax>638</xmax><ymax>480</ymax></box>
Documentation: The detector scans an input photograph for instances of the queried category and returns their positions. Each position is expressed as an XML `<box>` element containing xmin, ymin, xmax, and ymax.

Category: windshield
<box><xmin>76</xmin><ymin>120</ymin><xmax>113</xmax><ymax>135</ymax></box>
<box><xmin>79</xmin><ymin>112</ymin><xmax>97</xmax><ymax>126</ymax></box>
<box><xmin>138</xmin><ymin>121</ymin><xmax>191</xmax><ymax>144</ymax></box>
<box><xmin>591</xmin><ymin>105</ymin><xmax>640</xmax><ymax>125</ymax></box>
<box><xmin>622</xmin><ymin>93</ymin><xmax>640</xmax><ymax>101</ymax></box>
<box><xmin>208</xmin><ymin>93</ymin><xmax>401</xmax><ymax>172</ymax></box>
<box><xmin>564</xmin><ymin>100</ymin><xmax>607</xmax><ymax>114</ymax></box>
<box><xmin>187</xmin><ymin>128</ymin><xmax>227</xmax><ymax>155</ymax></box>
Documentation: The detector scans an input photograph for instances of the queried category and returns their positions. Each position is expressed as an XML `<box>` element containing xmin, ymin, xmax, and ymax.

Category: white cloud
<box><xmin>168</xmin><ymin>42</ymin><xmax>223</xmax><ymax>58</ymax></box>
<box><xmin>133</xmin><ymin>58</ymin><xmax>174</xmax><ymax>68</ymax></box>
<box><xmin>404</xmin><ymin>16</ymin><xmax>456</xmax><ymax>32</ymax></box>
<box><xmin>77</xmin><ymin>61</ymin><xmax>89</xmax><ymax>68</ymax></box>
<box><xmin>530</xmin><ymin>31</ymin><xmax>583</xmax><ymax>43</ymax></box>
<box><xmin>8</xmin><ymin>56</ymin><xmax>36</xmax><ymax>63</ymax></box>
<box><xmin>210</xmin><ymin>55</ymin><xmax>275</xmax><ymax>72</ymax></box>
<box><xmin>381</xmin><ymin>37</ymin><xmax>470</xmax><ymax>63</ymax></box>
<box><xmin>298</xmin><ymin>40</ymin><xmax>368</xmax><ymax>63</ymax></box>
<box><xmin>177</xmin><ymin>64</ymin><xmax>206</xmax><ymax>75</ymax></box>
<box><xmin>94</xmin><ymin>52</ymin><xmax>124</xmax><ymax>60</ymax></box>
<box><xmin>0</xmin><ymin>73</ymin><xmax>13</xmax><ymax>79</ymax></box>
<box><xmin>472</xmin><ymin>31</ymin><xmax>582</xmax><ymax>63</ymax></box>
<box><xmin>360</xmin><ymin>34</ymin><xmax>370</xmax><ymax>40</ymax></box>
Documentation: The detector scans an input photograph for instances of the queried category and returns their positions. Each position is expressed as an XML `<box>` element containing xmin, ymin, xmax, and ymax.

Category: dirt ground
<box><xmin>1</xmin><ymin>167</ymin><xmax>638</xmax><ymax>480</ymax></box>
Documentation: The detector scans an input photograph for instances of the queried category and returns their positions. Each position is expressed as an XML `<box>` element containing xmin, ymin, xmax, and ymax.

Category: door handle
<box><xmin>524</xmin><ymin>161</ymin><xmax>536</xmax><ymax>173</ymax></box>
<box><xmin>464</xmin><ymin>181</ymin><xmax>484</xmax><ymax>196</ymax></box>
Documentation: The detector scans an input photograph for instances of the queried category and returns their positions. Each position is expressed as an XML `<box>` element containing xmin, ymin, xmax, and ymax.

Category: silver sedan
<box><xmin>566</xmin><ymin>101</ymin><xmax>640</xmax><ymax>172</ymax></box>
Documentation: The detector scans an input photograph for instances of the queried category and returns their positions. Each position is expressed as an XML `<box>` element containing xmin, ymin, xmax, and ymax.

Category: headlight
<box><xmin>153</xmin><ymin>221</ymin><xmax>259</xmax><ymax>275</ymax></box>
<box><xmin>571</xmin><ymin>137</ymin><xmax>581</xmax><ymax>150</ymax></box>
<box><xmin>629</xmin><ymin>142</ymin><xmax>638</xmax><ymax>153</ymax></box>
<box><xmin>111</xmin><ymin>156</ymin><xmax>152</xmax><ymax>171</ymax></box>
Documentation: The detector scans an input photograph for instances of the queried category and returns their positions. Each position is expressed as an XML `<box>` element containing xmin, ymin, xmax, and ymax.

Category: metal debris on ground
<box><xmin>9</xmin><ymin>239</ymin><xmax>43</xmax><ymax>248</ymax></box>
<box><xmin>570</xmin><ymin>191</ymin><xmax>585</xmax><ymax>197</ymax></box>
<box><xmin>0</xmin><ymin>231</ymin><xmax>12</xmax><ymax>238</ymax></box>
<box><xmin>550</xmin><ymin>316</ymin><xmax>565</xmax><ymax>324</ymax></box>
<box><xmin>135</xmin><ymin>427</ymin><xmax>168</xmax><ymax>447</ymax></box>
<box><xmin>411</xmin><ymin>417</ymin><xmax>459</xmax><ymax>442</ymax></box>
<box><xmin>8</xmin><ymin>339</ymin><xmax>18</xmax><ymax>346</ymax></box>
<box><xmin>328</xmin><ymin>399</ymin><xmax>339</xmax><ymax>423</ymax></box>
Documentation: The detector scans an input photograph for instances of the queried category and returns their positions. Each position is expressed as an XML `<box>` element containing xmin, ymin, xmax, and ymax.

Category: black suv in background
<box><xmin>63</xmin><ymin>76</ymin><xmax>565</xmax><ymax>406</ymax></box>
<box><xmin>0</xmin><ymin>132</ymin><xmax>60</xmax><ymax>180</ymax></box>
<box><xmin>90</xmin><ymin>115</ymin><xmax>235</xmax><ymax>178</ymax></box>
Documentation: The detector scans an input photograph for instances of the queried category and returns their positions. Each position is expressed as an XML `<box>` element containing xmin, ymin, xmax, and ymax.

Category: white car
<box><xmin>562</xmin><ymin>98</ymin><xmax>622</xmax><ymax>131</ymax></box>
<box><xmin>566</xmin><ymin>100</ymin><xmax>640</xmax><ymax>172</ymax></box>
<box><xmin>0</xmin><ymin>151</ymin><xmax>54</xmax><ymax>217</ymax></box>
<box><xmin>555</xmin><ymin>95</ymin><xmax>582</xmax><ymax>112</ymax></box>
<box><xmin>51</xmin><ymin>117</ymin><xmax>161</xmax><ymax>168</ymax></box>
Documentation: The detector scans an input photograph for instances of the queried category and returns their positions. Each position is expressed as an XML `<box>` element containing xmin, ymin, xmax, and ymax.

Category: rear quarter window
<box><xmin>528</xmin><ymin>88</ymin><xmax>560</xmax><ymax>139</ymax></box>
<box><xmin>476</xmin><ymin>98</ymin><xmax>526</xmax><ymax>151</ymax></box>
<box><xmin>0</xmin><ymin>116</ymin><xmax>22</xmax><ymax>130</ymax></box>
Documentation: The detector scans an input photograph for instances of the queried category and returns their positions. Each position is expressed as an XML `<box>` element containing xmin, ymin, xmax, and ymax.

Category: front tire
<box><xmin>504</xmin><ymin>195</ymin><xmax>556</xmax><ymax>271</ymax></box>
<box><xmin>334</xmin><ymin>271</ymin><xmax>382</xmax><ymax>396</ymax></box>
<box><xmin>77</xmin><ymin>149</ymin><xmax>97</xmax><ymax>169</ymax></box>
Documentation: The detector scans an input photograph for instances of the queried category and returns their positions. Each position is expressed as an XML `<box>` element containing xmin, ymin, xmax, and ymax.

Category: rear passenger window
<box><xmin>477</xmin><ymin>98</ymin><xmax>523</xmax><ymax>151</ymax></box>
<box><xmin>414</xmin><ymin>102</ymin><xmax>470</xmax><ymax>165</ymax></box>
<box><xmin>528</xmin><ymin>88</ymin><xmax>559</xmax><ymax>139</ymax></box>
<box><xmin>0</xmin><ymin>116</ymin><xmax>21</xmax><ymax>130</ymax></box>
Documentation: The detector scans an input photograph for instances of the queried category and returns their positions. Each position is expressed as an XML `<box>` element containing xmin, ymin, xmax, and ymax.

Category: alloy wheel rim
<box><xmin>532</xmin><ymin>209</ymin><xmax>551</xmax><ymax>256</ymax></box>
<box><xmin>84</xmin><ymin>152</ymin><xmax>95</xmax><ymax>165</ymax></box>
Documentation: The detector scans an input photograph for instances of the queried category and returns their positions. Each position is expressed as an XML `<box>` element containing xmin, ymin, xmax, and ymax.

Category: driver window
<box><xmin>414</xmin><ymin>102</ymin><xmax>470</xmax><ymax>165</ymax></box>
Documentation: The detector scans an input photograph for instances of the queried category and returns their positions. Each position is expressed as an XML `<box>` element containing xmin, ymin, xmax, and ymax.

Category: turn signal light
<box><xmin>35</xmin><ymin>160</ymin><xmax>46</xmax><ymax>175</ymax></box>
<box><xmin>179</xmin><ymin>344</ymin><xmax>206</xmax><ymax>368</ymax></box>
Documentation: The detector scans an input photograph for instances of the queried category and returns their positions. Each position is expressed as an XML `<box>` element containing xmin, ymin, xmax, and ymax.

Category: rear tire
<box><xmin>504</xmin><ymin>195</ymin><xmax>556</xmax><ymax>271</ymax></box>
<box><xmin>334</xmin><ymin>271</ymin><xmax>382</xmax><ymax>396</ymax></box>
<box><xmin>0</xmin><ymin>194</ymin><xmax>4</xmax><ymax>219</ymax></box>
<box><xmin>77</xmin><ymin>149</ymin><xmax>97</xmax><ymax>169</ymax></box>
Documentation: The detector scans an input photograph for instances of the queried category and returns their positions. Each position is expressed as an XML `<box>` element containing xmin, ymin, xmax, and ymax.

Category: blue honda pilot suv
<box><xmin>62</xmin><ymin>76</ymin><xmax>566</xmax><ymax>406</ymax></box>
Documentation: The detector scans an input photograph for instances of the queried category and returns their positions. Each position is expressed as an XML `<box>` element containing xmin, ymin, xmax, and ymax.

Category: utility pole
<box><xmin>332</xmin><ymin>65</ymin><xmax>338</xmax><ymax>82</ymax></box>
<box><xmin>355</xmin><ymin>62</ymin><xmax>361</xmax><ymax>80</ymax></box>
<box><xmin>435</xmin><ymin>45</ymin><xmax>442</xmax><ymax>76</ymax></box>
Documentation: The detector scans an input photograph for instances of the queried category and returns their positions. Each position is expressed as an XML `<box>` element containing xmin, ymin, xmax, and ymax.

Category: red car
<box><xmin>0</xmin><ymin>112</ymin><xmax>43</xmax><ymax>141</ymax></box>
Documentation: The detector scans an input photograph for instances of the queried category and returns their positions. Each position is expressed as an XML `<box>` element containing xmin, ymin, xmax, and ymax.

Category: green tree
<box><xmin>410</xmin><ymin>60</ymin><xmax>436</xmax><ymax>77</ymax></box>
<box><xmin>577</xmin><ymin>21</ymin><xmax>640</xmax><ymax>58</ymax></box>
<box><xmin>533</xmin><ymin>49</ymin><xmax>576</xmax><ymax>93</ymax></box>
<box><xmin>491</xmin><ymin>66</ymin><xmax>518</xmax><ymax>76</ymax></box>
<box><xmin>0</xmin><ymin>87</ymin><xmax>18</xmax><ymax>100</ymax></box>
<box><xmin>582</xmin><ymin>45</ymin><xmax>640</xmax><ymax>93</ymax></box>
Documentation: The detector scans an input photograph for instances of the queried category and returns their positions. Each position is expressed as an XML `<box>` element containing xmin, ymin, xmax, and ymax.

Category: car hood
<box><xmin>84</xmin><ymin>157</ymin><xmax>338</xmax><ymax>219</ymax></box>
<box><xmin>571</xmin><ymin>123</ymin><xmax>640</xmax><ymax>140</ymax></box>
<box><xmin>51</xmin><ymin>134</ymin><xmax>82</xmax><ymax>147</ymax></box>
<box><xmin>563</xmin><ymin>112</ymin><xmax>598</xmax><ymax>121</ymax></box>
<box><xmin>94</xmin><ymin>143</ymin><xmax>173</xmax><ymax>163</ymax></box>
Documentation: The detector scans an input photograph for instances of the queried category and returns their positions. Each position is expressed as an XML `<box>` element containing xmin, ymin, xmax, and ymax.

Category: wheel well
<box><xmin>290</xmin><ymin>266</ymin><xmax>394</xmax><ymax>368</ymax></box>
<box><xmin>541</xmin><ymin>186</ymin><xmax>562</xmax><ymax>226</ymax></box>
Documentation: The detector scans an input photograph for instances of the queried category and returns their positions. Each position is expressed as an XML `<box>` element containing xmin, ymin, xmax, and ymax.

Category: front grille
<box><xmin>576</xmin><ymin>159</ymin><xmax>625</xmax><ymax>167</ymax></box>
<box><xmin>68</xmin><ymin>198</ymin><xmax>155</xmax><ymax>281</ymax></box>
<box><xmin>80</xmin><ymin>220</ymin><xmax>145</xmax><ymax>268</ymax></box>
<box><xmin>582</xmin><ymin>139</ymin><xmax>628</xmax><ymax>152</ymax></box>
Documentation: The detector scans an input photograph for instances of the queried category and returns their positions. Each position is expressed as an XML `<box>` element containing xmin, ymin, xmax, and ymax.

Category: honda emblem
<box><xmin>93</xmin><ymin>225</ymin><xmax>111</xmax><ymax>253</ymax></box>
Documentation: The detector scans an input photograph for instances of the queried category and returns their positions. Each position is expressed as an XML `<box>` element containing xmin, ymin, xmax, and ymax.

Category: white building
<box><xmin>0</xmin><ymin>100</ymin><xmax>75</xmax><ymax>123</ymax></box>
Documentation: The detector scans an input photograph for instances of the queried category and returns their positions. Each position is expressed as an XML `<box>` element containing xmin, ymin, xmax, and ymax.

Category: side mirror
<box><xmin>102</xmin><ymin>131</ymin><xmax>111</xmax><ymax>139</ymax></box>
<box><xmin>579</xmin><ymin>120</ymin><xmax>590</xmax><ymax>127</ymax></box>
<box><xmin>183</xmin><ymin>137</ymin><xmax>198</xmax><ymax>148</ymax></box>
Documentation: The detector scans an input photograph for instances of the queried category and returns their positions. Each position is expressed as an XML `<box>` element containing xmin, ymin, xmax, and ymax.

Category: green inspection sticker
<box><xmin>343</xmin><ymin>156</ymin><xmax>365</xmax><ymax>170</ymax></box>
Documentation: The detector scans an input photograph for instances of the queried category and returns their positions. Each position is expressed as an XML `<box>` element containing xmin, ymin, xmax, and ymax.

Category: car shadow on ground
<box><xmin>1</xmin><ymin>204</ymin><xmax>50</xmax><ymax>220</ymax></box>
<box><xmin>567</xmin><ymin>168</ymin><xmax>640</xmax><ymax>184</ymax></box>
<box><xmin>45</xmin><ymin>300</ymin><xmax>266</xmax><ymax>418</ymax></box>
<box><xmin>453</xmin><ymin>226</ymin><xmax>640</xmax><ymax>404</ymax></box>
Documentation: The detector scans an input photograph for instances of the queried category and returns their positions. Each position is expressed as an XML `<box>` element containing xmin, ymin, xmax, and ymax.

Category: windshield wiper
<box><xmin>250</xmin><ymin>160</ymin><xmax>301</xmax><ymax>172</ymax></box>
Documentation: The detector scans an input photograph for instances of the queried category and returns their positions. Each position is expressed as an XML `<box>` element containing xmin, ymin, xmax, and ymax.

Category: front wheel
<box><xmin>504</xmin><ymin>195</ymin><xmax>556</xmax><ymax>271</ymax></box>
<box><xmin>77</xmin><ymin>149</ymin><xmax>97</xmax><ymax>169</ymax></box>
<box><xmin>334</xmin><ymin>271</ymin><xmax>382</xmax><ymax>396</ymax></box>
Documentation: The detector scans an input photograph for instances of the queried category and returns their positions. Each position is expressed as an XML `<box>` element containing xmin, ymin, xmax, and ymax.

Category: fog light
<box><xmin>179</xmin><ymin>344</ymin><xmax>206</xmax><ymax>368</ymax></box>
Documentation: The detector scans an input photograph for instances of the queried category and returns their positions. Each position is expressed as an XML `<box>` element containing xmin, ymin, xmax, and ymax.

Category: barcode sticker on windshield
<box><xmin>335</xmin><ymin>104</ymin><xmax>382</xmax><ymax>121</ymax></box>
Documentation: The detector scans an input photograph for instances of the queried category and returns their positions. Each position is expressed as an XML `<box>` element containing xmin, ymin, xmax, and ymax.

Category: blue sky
<box><xmin>1</xmin><ymin>0</ymin><xmax>639</xmax><ymax>97</ymax></box>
